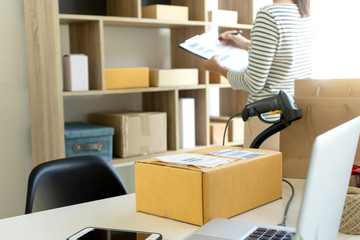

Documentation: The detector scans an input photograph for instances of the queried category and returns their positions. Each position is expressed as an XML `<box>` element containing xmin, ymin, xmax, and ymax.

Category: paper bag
<box><xmin>295</xmin><ymin>78</ymin><xmax>360</xmax><ymax>97</ymax></box>
<box><xmin>280</xmin><ymin>97</ymin><xmax>360</xmax><ymax>178</ymax></box>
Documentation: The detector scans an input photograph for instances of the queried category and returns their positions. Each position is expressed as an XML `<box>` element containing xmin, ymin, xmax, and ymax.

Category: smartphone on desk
<box><xmin>67</xmin><ymin>227</ymin><xmax>162</xmax><ymax>240</ymax></box>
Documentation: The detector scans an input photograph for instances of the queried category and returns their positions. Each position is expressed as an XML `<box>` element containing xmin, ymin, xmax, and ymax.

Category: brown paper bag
<box><xmin>280</xmin><ymin>97</ymin><xmax>360</xmax><ymax>178</ymax></box>
<box><xmin>295</xmin><ymin>78</ymin><xmax>360</xmax><ymax>97</ymax></box>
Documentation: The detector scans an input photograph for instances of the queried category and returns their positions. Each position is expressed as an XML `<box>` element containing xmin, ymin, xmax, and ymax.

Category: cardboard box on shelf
<box><xmin>208</xmin><ymin>10</ymin><xmax>238</xmax><ymax>25</ymax></box>
<box><xmin>135</xmin><ymin>146</ymin><xmax>282</xmax><ymax>226</ymax></box>
<box><xmin>63</xmin><ymin>54</ymin><xmax>89</xmax><ymax>91</ymax></box>
<box><xmin>209</xmin><ymin>72</ymin><xmax>229</xmax><ymax>84</ymax></box>
<box><xmin>149</xmin><ymin>68</ymin><xmax>198</xmax><ymax>87</ymax></box>
<box><xmin>210</xmin><ymin>122</ymin><xmax>227</xmax><ymax>145</ymax></box>
<box><xmin>89</xmin><ymin>112</ymin><xmax>167</xmax><ymax>158</ymax></box>
<box><xmin>142</xmin><ymin>4</ymin><xmax>188</xmax><ymax>21</ymax></box>
<box><xmin>105</xmin><ymin>67</ymin><xmax>149</xmax><ymax>90</ymax></box>
<box><xmin>211</xmin><ymin>116</ymin><xmax>244</xmax><ymax>143</ymax></box>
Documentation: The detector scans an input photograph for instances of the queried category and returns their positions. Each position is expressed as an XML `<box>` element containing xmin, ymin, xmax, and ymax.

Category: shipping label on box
<box><xmin>89</xmin><ymin>112</ymin><xmax>167</xmax><ymax>158</ymax></box>
<box><xmin>105</xmin><ymin>67</ymin><xmax>149</xmax><ymax>90</ymax></box>
<box><xmin>149</xmin><ymin>68</ymin><xmax>198</xmax><ymax>87</ymax></box>
<box><xmin>142</xmin><ymin>4</ymin><xmax>189</xmax><ymax>21</ymax></box>
<box><xmin>135</xmin><ymin>146</ymin><xmax>282</xmax><ymax>226</ymax></box>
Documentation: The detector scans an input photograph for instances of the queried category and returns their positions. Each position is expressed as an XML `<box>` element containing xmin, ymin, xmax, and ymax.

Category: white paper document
<box><xmin>209</xmin><ymin>149</ymin><xmax>265</xmax><ymax>159</ymax></box>
<box><xmin>155</xmin><ymin>153</ymin><xmax>233</xmax><ymax>169</ymax></box>
<box><xmin>179</xmin><ymin>31</ymin><xmax>249</xmax><ymax>72</ymax></box>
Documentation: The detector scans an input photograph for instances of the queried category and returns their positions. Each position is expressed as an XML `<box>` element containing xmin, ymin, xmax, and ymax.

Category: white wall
<box><xmin>311</xmin><ymin>0</ymin><xmax>360</xmax><ymax>78</ymax></box>
<box><xmin>0</xmin><ymin>1</ymin><xmax>33</xmax><ymax>218</ymax></box>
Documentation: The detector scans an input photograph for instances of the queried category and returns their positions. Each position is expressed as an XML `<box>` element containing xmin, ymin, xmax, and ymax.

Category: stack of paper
<box><xmin>179</xmin><ymin>31</ymin><xmax>249</xmax><ymax>72</ymax></box>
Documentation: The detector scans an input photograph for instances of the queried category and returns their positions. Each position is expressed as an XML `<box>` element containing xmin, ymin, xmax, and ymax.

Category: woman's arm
<box><xmin>202</xmin><ymin>56</ymin><xmax>229</xmax><ymax>78</ymax></box>
<box><xmin>218</xmin><ymin>30</ymin><xmax>251</xmax><ymax>50</ymax></box>
<box><xmin>228</xmin><ymin>9</ymin><xmax>279</xmax><ymax>94</ymax></box>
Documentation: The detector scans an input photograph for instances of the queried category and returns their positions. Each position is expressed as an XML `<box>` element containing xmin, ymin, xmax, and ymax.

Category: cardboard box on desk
<box><xmin>142</xmin><ymin>4</ymin><xmax>188</xmax><ymax>21</ymax></box>
<box><xmin>135</xmin><ymin>146</ymin><xmax>282</xmax><ymax>226</ymax></box>
<box><xmin>89</xmin><ymin>112</ymin><xmax>167</xmax><ymax>158</ymax></box>
<box><xmin>149</xmin><ymin>68</ymin><xmax>198</xmax><ymax>87</ymax></box>
<box><xmin>105</xmin><ymin>67</ymin><xmax>149</xmax><ymax>90</ymax></box>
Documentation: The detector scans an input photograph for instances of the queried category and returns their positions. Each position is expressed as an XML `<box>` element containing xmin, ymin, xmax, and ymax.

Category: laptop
<box><xmin>184</xmin><ymin>116</ymin><xmax>360</xmax><ymax>240</ymax></box>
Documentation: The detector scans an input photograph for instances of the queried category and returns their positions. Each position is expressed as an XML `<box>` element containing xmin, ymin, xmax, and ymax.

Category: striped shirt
<box><xmin>227</xmin><ymin>4</ymin><xmax>313</xmax><ymax>107</ymax></box>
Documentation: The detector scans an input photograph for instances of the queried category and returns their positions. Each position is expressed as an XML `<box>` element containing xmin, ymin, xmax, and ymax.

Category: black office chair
<box><xmin>25</xmin><ymin>155</ymin><xmax>128</xmax><ymax>214</ymax></box>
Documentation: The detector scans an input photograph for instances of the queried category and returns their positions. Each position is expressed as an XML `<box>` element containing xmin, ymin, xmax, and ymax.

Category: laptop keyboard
<box><xmin>245</xmin><ymin>227</ymin><xmax>294</xmax><ymax>240</ymax></box>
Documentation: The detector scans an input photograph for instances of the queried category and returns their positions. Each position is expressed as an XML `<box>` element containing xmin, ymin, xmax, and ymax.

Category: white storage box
<box><xmin>208</xmin><ymin>10</ymin><xmax>238</xmax><ymax>25</ymax></box>
<box><xmin>62</xmin><ymin>54</ymin><xmax>89</xmax><ymax>91</ymax></box>
<box><xmin>149</xmin><ymin>68</ymin><xmax>198</xmax><ymax>87</ymax></box>
<box><xmin>179</xmin><ymin>98</ymin><xmax>196</xmax><ymax>149</ymax></box>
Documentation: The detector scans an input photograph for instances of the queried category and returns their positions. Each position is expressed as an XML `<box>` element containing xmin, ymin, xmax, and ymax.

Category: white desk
<box><xmin>0</xmin><ymin>179</ymin><xmax>359</xmax><ymax>240</ymax></box>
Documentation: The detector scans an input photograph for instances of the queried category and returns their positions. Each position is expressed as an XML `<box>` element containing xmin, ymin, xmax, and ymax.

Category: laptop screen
<box><xmin>296</xmin><ymin>117</ymin><xmax>360</xmax><ymax>239</ymax></box>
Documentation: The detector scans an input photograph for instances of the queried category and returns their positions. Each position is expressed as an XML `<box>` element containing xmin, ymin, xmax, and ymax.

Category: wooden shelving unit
<box><xmin>24</xmin><ymin>0</ymin><xmax>255</xmax><ymax>166</ymax></box>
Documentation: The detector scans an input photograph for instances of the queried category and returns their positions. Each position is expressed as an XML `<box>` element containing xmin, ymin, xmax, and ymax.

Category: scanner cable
<box><xmin>222</xmin><ymin>113</ymin><xmax>295</xmax><ymax>227</ymax></box>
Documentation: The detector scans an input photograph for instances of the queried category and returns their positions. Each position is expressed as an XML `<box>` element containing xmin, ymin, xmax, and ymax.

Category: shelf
<box><xmin>63</xmin><ymin>85</ymin><xmax>207</xmax><ymax>97</ymax></box>
<box><xmin>25</xmin><ymin>0</ymin><xmax>253</xmax><ymax>166</ymax></box>
<box><xmin>209</xmin><ymin>83</ymin><xmax>232</xmax><ymax>88</ymax></box>
<box><xmin>206</xmin><ymin>22</ymin><xmax>253</xmax><ymax>30</ymax></box>
<box><xmin>60</xmin><ymin>14</ymin><xmax>206</xmax><ymax>28</ymax></box>
<box><xmin>59</xmin><ymin>14</ymin><xmax>253</xmax><ymax>29</ymax></box>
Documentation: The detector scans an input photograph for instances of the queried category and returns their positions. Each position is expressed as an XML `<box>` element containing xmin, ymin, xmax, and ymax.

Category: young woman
<box><xmin>203</xmin><ymin>0</ymin><xmax>313</xmax><ymax>150</ymax></box>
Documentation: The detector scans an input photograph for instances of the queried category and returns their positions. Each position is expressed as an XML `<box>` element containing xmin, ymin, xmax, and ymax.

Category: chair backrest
<box><xmin>25</xmin><ymin>155</ymin><xmax>128</xmax><ymax>214</ymax></box>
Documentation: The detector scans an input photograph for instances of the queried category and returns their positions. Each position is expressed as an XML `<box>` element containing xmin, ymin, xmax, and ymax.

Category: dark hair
<box><xmin>295</xmin><ymin>0</ymin><xmax>311</xmax><ymax>17</ymax></box>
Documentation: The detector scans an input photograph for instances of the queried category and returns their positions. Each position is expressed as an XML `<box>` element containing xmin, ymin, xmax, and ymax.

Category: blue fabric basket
<box><xmin>65</xmin><ymin>122</ymin><xmax>114</xmax><ymax>162</ymax></box>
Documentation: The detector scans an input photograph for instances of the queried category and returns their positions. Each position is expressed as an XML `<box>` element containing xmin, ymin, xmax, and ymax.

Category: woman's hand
<box><xmin>219</xmin><ymin>30</ymin><xmax>250</xmax><ymax>50</ymax></box>
<box><xmin>202</xmin><ymin>56</ymin><xmax>229</xmax><ymax>77</ymax></box>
